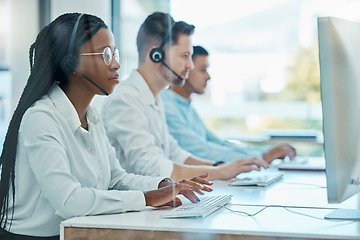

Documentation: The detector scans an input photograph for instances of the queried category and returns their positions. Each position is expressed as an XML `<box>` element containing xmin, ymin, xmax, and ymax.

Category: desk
<box><xmin>60</xmin><ymin>171</ymin><xmax>360</xmax><ymax>240</ymax></box>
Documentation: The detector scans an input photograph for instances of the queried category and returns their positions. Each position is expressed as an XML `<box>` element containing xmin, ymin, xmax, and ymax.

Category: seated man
<box><xmin>102</xmin><ymin>12</ymin><xmax>270</xmax><ymax>182</ymax></box>
<box><xmin>160</xmin><ymin>45</ymin><xmax>296</xmax><ymax>163</ymax></box>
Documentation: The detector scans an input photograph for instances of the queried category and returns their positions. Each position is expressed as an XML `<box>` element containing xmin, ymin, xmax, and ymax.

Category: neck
<box><xmin>170</xmin><ymin>85</ymin><xmax>192</xmax><ymax>101</ymax></box>
<box><xmin>137</xmin><ymin>64</ymin><xmax>168</xmax><ymax>98</ymax></box>
<box><xmin>61</xmin><ymin>79</ymin><xmax>94</xmax><ymax>125</ymax></box>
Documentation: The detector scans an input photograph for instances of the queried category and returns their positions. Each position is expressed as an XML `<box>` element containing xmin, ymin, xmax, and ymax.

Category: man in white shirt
<box><xmin>102</xmin><ymin>12</ymin><xmax>269</xmax><ymax>181</ymax></box>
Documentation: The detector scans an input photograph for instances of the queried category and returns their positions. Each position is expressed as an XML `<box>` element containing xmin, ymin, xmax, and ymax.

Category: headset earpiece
<box><xmin>61</xmin><ymin>54</ymin><xmax>79</xmax><ymax>74</ymax></box>
<box><xmin>150</xmin><ymin>48</ymin><xmax>164</xmax><ymax>62</ymax></box>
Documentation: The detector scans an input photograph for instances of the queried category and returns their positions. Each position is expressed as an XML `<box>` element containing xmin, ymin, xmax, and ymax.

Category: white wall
<box><xmin>51</xmin><ymin>0</ymin><xmax>111</xmax><ymax>28</ymax></box>
<box><xmin>10</xmin><ymin>0</ymin><xmax>39</xmax><ymax>112</ymax></box>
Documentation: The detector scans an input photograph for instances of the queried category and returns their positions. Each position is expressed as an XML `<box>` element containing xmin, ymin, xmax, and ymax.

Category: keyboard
<box><xmin>229</xmin><ymin>168</ymin><xmax>284</xmax><ymax>187</ymax></box>
<box><xmin>271</xmin><ymin>156</ymin><xmax>325</xmax><ymax>171</ymax></box>
<box><xmin>160</xmin><ymin>194</ymin><xmax>232</xmax><ymax>218</ymax></box>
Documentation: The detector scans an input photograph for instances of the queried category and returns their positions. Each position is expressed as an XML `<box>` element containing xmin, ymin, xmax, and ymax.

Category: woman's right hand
<box><xmin>144</xmin><ymin>174</ymin><xmax>213</xmax><ymax>207</ymax></box>
<box><xmin>215</xmin><ymin>157</ymin><xmax>269</xmax><ymax>180</ymax></box>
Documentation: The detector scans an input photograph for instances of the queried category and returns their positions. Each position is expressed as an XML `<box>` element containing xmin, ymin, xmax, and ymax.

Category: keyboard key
<box><xmin>160</xmin><ymin>195</ymin><xmax>232</xmax><ymax>218</ymax></box>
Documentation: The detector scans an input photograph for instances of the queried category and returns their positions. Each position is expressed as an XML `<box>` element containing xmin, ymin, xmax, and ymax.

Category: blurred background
<box><xmin>1</xmin><ymin>0</ymin><xmax>359</xmax><ymax>155</ymax></box>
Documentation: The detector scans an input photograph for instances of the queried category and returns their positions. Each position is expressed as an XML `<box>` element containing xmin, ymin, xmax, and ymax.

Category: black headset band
<box><xmin>158</xmin><ymin>21</ymin><xmax>175</xmax><ymax>50</ymax></box>
<box><xmin>68</xmin><ymin>13</ymin><xmax>84</xmax><ymax>56</ymax></box>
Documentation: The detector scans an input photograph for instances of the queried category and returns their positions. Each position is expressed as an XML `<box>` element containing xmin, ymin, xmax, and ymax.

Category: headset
<box><xmin>149</xmin><ymin>22</ymin><xmax>184</xmax><ymax>81</ymax></box>
<box><xmin>149</xmin><ymin>22</ymin><xmax>175</xmax><ymax>63</ymax></box>
<box><xmin>61</xmin><ymin>13</ymin><xmax>84</xmax><ymax>74</ymax></box>
<box><xmin>60</xmin><ymin>13</ymin><xmax>109</xmax><ymax>95</ymax></box>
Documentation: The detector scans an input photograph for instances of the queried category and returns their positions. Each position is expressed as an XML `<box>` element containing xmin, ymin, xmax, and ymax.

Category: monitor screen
<box><xmin>318</xmin><ymin>16</ymin><xmax>360</xmax><ymax>220</ymax></box>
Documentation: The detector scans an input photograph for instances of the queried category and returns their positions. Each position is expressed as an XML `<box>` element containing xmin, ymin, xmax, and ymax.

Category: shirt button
<box><xmin>90</xmin><ymin>149</ymin><xmax>94</xmax><ymax>154</ymax></box>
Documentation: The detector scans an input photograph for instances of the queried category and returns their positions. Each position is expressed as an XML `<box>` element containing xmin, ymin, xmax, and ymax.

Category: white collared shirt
<box><xmin>102</xmin><ymin>70</ymin><xmax>191</xmax><ymax>177</ymax></box>
<box><xmin>3</xmin><ymin>84</ymin><xmax>163</xmax><ymax>237</ymax></box>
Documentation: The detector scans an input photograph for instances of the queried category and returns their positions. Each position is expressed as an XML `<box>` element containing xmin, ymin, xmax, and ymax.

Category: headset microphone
<box><xmin>160</xmin><ymin>61</ymin><xmax>183</xmax><ymax>81</ymax></box>
<box><xmin>75</xmin><ymin>69</ymin><xmax>109</xmax><ymax>96</ymax></box>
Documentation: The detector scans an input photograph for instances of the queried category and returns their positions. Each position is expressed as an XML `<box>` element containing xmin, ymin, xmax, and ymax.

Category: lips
<box><xmin>109</xmin><ymin>74</ymin><xmax>119</xmax><ymax>81</ymax></box>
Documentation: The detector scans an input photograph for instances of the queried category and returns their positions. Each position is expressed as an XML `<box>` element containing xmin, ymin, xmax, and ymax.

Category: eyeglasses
<box><xmin>79</xmin><ymin>47</ymin><xmax>119</xmax><ymax>65</ymax></box>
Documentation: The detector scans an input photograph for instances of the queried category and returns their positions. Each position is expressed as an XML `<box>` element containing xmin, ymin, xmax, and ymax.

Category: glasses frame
<box><xmin>79</xmin><ymin>47</ymin><xmax>119</xmax><ymax>65</ymax></box>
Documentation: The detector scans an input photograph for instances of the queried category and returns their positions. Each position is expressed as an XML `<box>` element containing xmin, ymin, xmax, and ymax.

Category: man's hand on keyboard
<box><xmin>215</xmin><ymin>157</ymin><xmax>269</xmax><ymax>180</ymax></box>
<box><xmin>144</xmin><ymin>173</ymin><xmax>213</xmax><ymax>207</ymax></box>
<box><xmin>262</xmin><ymin>143</ymin><xmax>296</xmax><ymax>163</ymax></box>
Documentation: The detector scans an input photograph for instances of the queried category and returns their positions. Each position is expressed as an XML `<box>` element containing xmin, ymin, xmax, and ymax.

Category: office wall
<box><xmin>10</xmin><ymin>0</ymin><xmax>39</xmax><ymax>112</ymax></box>
<box><xmin>51</xmin><ymin>0</ymin><xmax>111</xmax><ymax>28</ymax></box>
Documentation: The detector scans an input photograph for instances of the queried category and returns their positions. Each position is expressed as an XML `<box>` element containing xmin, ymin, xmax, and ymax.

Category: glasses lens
<box><xmin>114</xmin><ymin>49</ymin><xmax>120</xmax><ymax>63</ymax></box>
<box><xmin>103</xmin><ymin>47</ymin><xmax>112</xmax><ymax>65</ymax></box>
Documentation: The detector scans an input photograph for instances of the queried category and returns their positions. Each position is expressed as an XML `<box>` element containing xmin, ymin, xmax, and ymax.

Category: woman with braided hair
<box><xmin>0</xmin><ymin>13</ymin><xmax>212</xmax><ymax>239</ymax></box>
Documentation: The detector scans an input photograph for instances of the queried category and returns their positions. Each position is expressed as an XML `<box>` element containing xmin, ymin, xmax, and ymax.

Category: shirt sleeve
<box><xmin>19</xmin><ymin>108</ymin><xmax>162</xmax><ymax>220</ymax></box>
<box><xmin>103</xmin><ymin>88</ymin><xmax>179</xmax><ymax>177</ymax></box>
<box><xmin>106</xmin><ymin>136</ymin><xmax>165</xmax><ymax>191</ymax></box>
<box><xmin>158</xmin><ymin>98</ymin><xmax>191</xmax><ymax>165</ymax></box>
<box><xmin>164</xmin><ymin>101</ymin><xmax>262</xmax><ymax>162</ymax></box>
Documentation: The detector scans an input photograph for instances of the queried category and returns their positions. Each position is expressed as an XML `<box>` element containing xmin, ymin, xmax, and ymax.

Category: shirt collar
<box><xmin>163</xmin><ymin>88</ymin><xmax>191</xmax><ymax>107</ymax></box>
<box><xmin>48</xmin><ymin>83</ymin><xmax>100</xmax><ymax>133</ymax></box>
<box><xmin>130</xmin><ymin>70</ymin><xmax>158</xmax><ymax>107</ymax></box>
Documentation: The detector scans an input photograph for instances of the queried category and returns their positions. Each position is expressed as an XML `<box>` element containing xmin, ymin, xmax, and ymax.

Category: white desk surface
<box><xmin>60</xmin><ymin>171</ymin><xmax>360</xmax><ymax>240</ymax></box>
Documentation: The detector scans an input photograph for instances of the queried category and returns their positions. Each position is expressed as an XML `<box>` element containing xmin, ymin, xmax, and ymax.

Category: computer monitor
<box><xmin>318</xmin><ymin>16</ymin><xmax>360</xmax><ymax>220</ymax></box>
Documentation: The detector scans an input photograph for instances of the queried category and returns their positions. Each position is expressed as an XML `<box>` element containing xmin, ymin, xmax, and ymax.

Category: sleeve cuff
<box><xmin>159</xmin><ymin>159</ymin><xmax>174</xmax><ymax>177</ymax></box>
<box><xmin>172</xmin><ymin>150</ymin><xmax>192</xmax><ymax>164</ymax></box>
<box><xmin>122</xmin><ymin>191</ymin><xmax>147</xmax><ymax>212</ymax></box>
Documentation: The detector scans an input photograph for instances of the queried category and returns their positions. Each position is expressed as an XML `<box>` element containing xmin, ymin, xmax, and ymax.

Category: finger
<box><xmin>290</xmin><ymin>147</ymin><xmax>296</xmax><ymax>159</ymax></box>
<box><xmin>180</xmin><ymin>179</ymin><xmax>205</xmax><ymax>191</ymax></box>
<box><xmin>238</xmin><ymin>165</ymin><xmax>261</xmax><ymax>173</ymax></box>
<box><xmin>190</xmin><ymin>175</ymin><xmax>213</xmax><ymax>186</ymax></box>
<box><xmin>201</xmin><ymin>185</ymin><xmax>213</xmax><ymax>192</ymax></box>
<box><xmin>284</xmin><ymin>148</ymin><xmax>296</xmax><ymax>160</ymax></box>
<box><xmin>247</xmin><ymin>158</ymin><xmax>269</xmax><ymax>168</ymax></box>
<box><xmin>181</xmin><ymin>189</ymin><xmax>200</xmax><ymax>203</ymax></box>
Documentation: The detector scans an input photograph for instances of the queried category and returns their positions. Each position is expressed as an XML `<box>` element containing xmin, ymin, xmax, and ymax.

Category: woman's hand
<box><xmin>144</xmin><ymin>174</ymin><xmax>213</xmax><ymax>207</ymax></box>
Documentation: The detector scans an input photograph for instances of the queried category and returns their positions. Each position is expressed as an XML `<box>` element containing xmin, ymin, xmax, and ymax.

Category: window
<box><xmin>170</xmin><ymin>0</ymin><xmax>360</xmax><ymax>156</ymax></box>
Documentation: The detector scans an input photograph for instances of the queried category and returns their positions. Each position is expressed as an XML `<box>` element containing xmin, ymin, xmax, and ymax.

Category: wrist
<box><xmin>158</xmin><ymin>177</ymin><xmax>173</xmax><ymax>188</ymax></box>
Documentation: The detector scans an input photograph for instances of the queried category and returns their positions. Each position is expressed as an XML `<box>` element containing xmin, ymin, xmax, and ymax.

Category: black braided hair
<box><xmin>0</xmin><ymin>12</ymin><xmax>107</xmax><ymax>228</ymax></box>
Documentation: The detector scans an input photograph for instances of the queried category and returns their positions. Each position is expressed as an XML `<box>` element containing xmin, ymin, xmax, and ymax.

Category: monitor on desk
<box><xmin>318</xmin><ymin>16</ymin><xmax>360</xmax><ymax>220</ymax></box>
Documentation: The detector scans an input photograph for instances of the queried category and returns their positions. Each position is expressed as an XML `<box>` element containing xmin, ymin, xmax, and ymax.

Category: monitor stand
<box><xmin>325</xmin><ymin>209</ymin><xmax>360</xmax><ymax>220</ymax></box>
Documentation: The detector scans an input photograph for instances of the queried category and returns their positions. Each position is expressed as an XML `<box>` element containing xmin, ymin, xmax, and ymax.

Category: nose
<box><xmin>206</xmin><ymin>72</ymin><xmax>211</xmax><ymax>81</ymax></box>
<box><xmin>111</xmin><ymin>57</ymin><xmax>120</xmax><ymax>70</ymax></box>
<box><xmin>187</xmin><ymin>58</ymin><xmax>195</xmax><ymax>70</ymax></box>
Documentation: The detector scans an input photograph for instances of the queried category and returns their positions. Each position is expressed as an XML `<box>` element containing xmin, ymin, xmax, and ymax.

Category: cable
<box><xmin>281</xmin><ymin>181</ymin><xmax>326</xmax><ymax>188</ymax></box>
<box><xmin>221</xmin><ymin>203</ymin><xmax>343</xmax><ymax>221</ymax></box>
<box><xmin>222</xmin><ymin>205</ymin><xmax>270</xmax><ymax>217</ymax></box>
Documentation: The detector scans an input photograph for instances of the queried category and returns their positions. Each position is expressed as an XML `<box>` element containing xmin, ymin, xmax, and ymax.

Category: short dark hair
<box><xmin>136</xmin><ymin>12</ymin><xmax>195</xmax><ymax>63</ymax></box>
<box><xmin>192</xmin><ymin>45</ymin><xmax>209</xmax><ymax>60</ymax></box>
